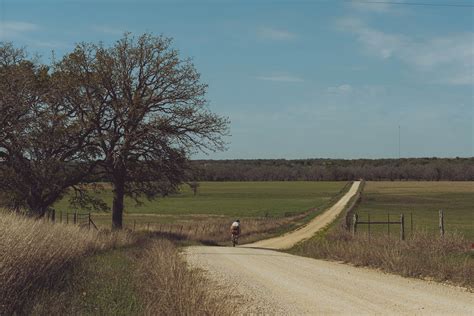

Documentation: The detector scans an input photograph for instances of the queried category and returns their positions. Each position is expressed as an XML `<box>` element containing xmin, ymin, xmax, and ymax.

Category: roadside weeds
<box><xmin>1</xmin><ymin>211</ymin><xmax>236</xmax><ymax>315</ymax></box>
<box><xmin>290</xmin><ymin>179</ymin><xmax>473</xmax><ymax>290</ymax></box>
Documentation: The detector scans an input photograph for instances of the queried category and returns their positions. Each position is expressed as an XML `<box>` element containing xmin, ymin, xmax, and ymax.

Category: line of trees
<box><xmin>0</xmin><ymin>35</ymin><xmax>229</xmax><ymax>228</ymax></box>
<box><xmin>192</xmin><ymin>158</ymin><xmax>474</xmax><ymax>181</ymax></box>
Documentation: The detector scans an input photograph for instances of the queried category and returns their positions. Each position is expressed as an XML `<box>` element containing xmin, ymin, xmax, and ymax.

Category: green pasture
<box><xmin>356</xmin><ymin>181</ymin><xmax>474</xmax><ymax>240</ymax></box>
<box><xmin>54</xmin><ymin>181</ymin><xmax>347</xmax><ymax>220</ymax></box>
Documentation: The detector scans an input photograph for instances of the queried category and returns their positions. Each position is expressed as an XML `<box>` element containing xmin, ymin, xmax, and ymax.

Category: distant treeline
<box><xmin>191</xmin><ymin>158</ymin><xmax>474</xmax><ymax>181</ymax></box>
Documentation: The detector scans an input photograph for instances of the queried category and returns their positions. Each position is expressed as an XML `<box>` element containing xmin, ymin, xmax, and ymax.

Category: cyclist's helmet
<box><xmin>236</xmin><ymin>219</ymin><xmax>240</xmax><ymax>223</ymax></box>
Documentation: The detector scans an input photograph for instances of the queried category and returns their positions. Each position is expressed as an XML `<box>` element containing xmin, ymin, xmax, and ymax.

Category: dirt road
<box><xmin>246</xmin><ymin>180</ymin><xmax>360</xmax><ymax>249</ymax></box>
<box><xmin>185</xmin><ymin>181</ymin><xmax>474</xmax><ymax>314</ymax></box>
<box><xmin>186</xmin><ymin>246</ymin><xmax>473</xmax><ymax>314</ymax></box>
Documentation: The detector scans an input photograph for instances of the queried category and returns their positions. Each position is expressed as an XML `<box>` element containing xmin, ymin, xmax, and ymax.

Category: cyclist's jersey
<box><xmin>231</xmin><ymin>221</ymin><xmax>240</xmax><ymax>234</ymax></box>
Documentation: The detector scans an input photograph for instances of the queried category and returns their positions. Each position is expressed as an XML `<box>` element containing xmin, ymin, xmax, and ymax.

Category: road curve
<box><xmin>184</xmin><ymin>180</ymin><xmax>474</xmax><ymax>314</ymax></box>
<box><xmin>245</xmin><ymin>180</ymin><xmax>360</xmax><ymax>249</ymax></box>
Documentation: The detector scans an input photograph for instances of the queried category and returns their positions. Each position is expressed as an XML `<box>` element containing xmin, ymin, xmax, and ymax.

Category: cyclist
<box><xmin>230</xmin><ymin>219</ymin><xmax>240</xmax><ymax>246</ymax></box>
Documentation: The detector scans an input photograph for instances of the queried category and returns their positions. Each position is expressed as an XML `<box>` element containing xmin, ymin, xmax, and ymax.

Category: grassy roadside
<box><xmin>289</xmin><ymin>181</ymin><xmax>474</xmax><ymax>290</ymax></box>
<box><xmin>27</xmin><ymin>247</ymin><xmax>143</xmax><ymax>315</ymax></box>
<box><xmin>0</xmin><ymin>212</ymin><xmax>135</xmax><ymax>314</ymax></box>
<box><xmin>27</xmin><ymin>237</ymin><xmax>234</xmax><ymax>315</ymax></box>
<box><xmin>1</xmin><ymin>211</ymin><xmax>235</xmax><ymax>315</ymax></box>
<box><xmin>137</xmin><ymin>239</ymin><xmax>234</xmax><ymax>315</ymax></box>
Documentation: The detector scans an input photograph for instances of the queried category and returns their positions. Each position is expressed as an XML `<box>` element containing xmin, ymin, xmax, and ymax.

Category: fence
<box><xmin>46</xmin><ymin>209</ymin><xmax>97</xmax><ymax>230</ymax></box>
<box><xmin>352</xmin><ymin>209</ymin><xmax>449</xmax><ymax>240</ymax></box>
<box><xmin>352</xmin><ymin>212</ymin><xmax>408</xmax><ymax>240</ymax></box>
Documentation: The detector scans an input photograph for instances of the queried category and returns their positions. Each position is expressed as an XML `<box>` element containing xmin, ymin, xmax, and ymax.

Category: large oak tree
<box><xmin>0</xmin><ymin>42</ymin><xmax>102</xmax><ymax>216</ymax></box>
<box><xmin>58</xmin><ymin>34</ymin><xmax>229</xmax><ymax>229</ymax></box>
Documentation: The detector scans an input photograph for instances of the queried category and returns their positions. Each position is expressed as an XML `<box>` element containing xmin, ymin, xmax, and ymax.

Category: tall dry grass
<box><xmin>0</xmin><ymin>212</ymin><xmax>135</xmax><ymax>314</ymax></box>
<box><xmin>292</xmin><ymin>228</ymin><xmax>474</xmax><ymax>289</ymax></box>
<box><xmin>137</xmin><ymin>239</ymin><xmax>235</xmax><ymax>315</ymax></box>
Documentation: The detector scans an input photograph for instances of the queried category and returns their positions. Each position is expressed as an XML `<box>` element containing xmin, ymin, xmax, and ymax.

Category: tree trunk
<box><xmin>112</xmin><ymin>172</ymin><xmax>125</xmax><ymax>230</ymax></box>
<box><xmin>27</xmin><ymin>197</ymin><xmax>48</xmax><ymax>218</ymax></box>
<box><xmin>34</xmin><ymin>207</ymin><xmax>47</xmax><ymax>218</ymax></box>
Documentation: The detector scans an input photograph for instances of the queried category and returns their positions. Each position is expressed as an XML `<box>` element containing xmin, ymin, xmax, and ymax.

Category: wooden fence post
<box><xmin>147</xmin><ymin>222</ymin><xmax>150</xmax><ymax>231</ymax></box>
<box><xmin>88</xmin><ymin>213</ymin><xmax>91</xmax><ymax>230</ymax></box>
<box><xmin>439</xmin><ymin>210</ymin><xmax>444</xmax><ymax>237</ymax></box>
<box><xmin>66</xmin><ymin>212</ymin><xmax>69</xmax><ymax>224</ymax></box>
<box><xmin>73</xmin><ymin>212</ymin><xmax>77</xmax><ymax>225</ymax></box>
<box><xmin>368</xmin><ymin>213</ymin><xmax>371</xmax><ymax>240</ymax></box>
<box><xmin>352</xmin><ymin>214</ymin><xmax>358</xmax><ymax>236</ymax></box>
<box><xmin>387</xmin><ymin>213</ymin><xmax>390</xmax><ymax>236</ymax></box>
<box><xmin>400</xmin><ymin>214</ymin><xmax>405</xmax><ymax>241</ymax></box>
<box><xmin>133</xmin><ymin>220</ymin><xmax>136</xmax><ymax>231</ymax></box>
<box><xmin>59</xmin><ymin>211</ymin><xmax>62</xmax><ymax>223</ymax></box>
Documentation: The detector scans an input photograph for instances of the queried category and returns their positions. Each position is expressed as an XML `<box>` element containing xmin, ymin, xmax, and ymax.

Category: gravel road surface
<box><xmin>186</xmin><ymin>246</ymin><xmax>473</xmax><ymax>315</ymax></box>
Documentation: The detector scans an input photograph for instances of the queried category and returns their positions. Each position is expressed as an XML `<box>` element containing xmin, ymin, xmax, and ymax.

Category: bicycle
<box><xmin>231</xmin><ymin>232</ymin><xmax>239</xmax><ymax>247</ymax></box>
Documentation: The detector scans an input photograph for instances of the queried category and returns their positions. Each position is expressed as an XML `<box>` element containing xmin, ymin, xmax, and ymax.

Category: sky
<box><xmin>0</xmin><ymin>0</ymin><xmax>473</xmax><ymax>159</ymax></box>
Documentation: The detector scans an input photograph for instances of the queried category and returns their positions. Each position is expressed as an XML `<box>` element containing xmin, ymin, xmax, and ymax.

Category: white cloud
<box><xmin>256</xmin><ymin>74</ymin><xmax>304</xmax><ymax>83</ymax></box>
<box><xmin>337</xmin><ymin>18</ymin><xmax>474</xmax><ymax>85</ymax></box>
<box><xmin>0</xmin><ymin>21</ymin><xmax>39</xmax><ymax>39</ymax></box>
<box><xmin>337</xmin><ymin>18</ymin><xmax>406</xmax><ymax>59</ymax></box>
<box><xmin>326</xmin><ymin>84</ymin><xmax>386</xmax><ymax>97</ymax></box>
<box><xmin>258</xmin><ymin>27</ymin><xmax>296</xmax><ymax>41</ymax></box>
<box><xmin>327</xmin><ymin>84</ymin><xmax>353</xmax><ymax>94</ymax></box>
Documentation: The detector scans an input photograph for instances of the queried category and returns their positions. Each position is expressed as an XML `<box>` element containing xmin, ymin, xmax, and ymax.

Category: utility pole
<box><xmin>398</xmin><ymin>125</ymin><xmax>401</xmax><ymax>159</ymax></box>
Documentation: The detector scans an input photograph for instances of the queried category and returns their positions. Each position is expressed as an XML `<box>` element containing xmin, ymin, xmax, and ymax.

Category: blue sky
<box><xmin>1</xmin><ymin>0</ymin><xmax>473</xmax><ymax>159</ymax></box>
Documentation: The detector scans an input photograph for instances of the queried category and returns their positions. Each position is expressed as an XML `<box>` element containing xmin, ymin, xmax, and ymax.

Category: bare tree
<box><xmin>58</xmin><ymin>33</ymin><xmax>229</xmax><ymax>229</ymax></box>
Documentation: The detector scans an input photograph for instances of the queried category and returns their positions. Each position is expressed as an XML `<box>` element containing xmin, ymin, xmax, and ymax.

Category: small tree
<box><xmin>59</xmin><ymin>34</ymin><xmax>229</xmax><ymax>229</ymax></box>
<box><xmin>188</xmin><ymin>181</ymin><xmax>200</xmax><ymax>196</ymax></box>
